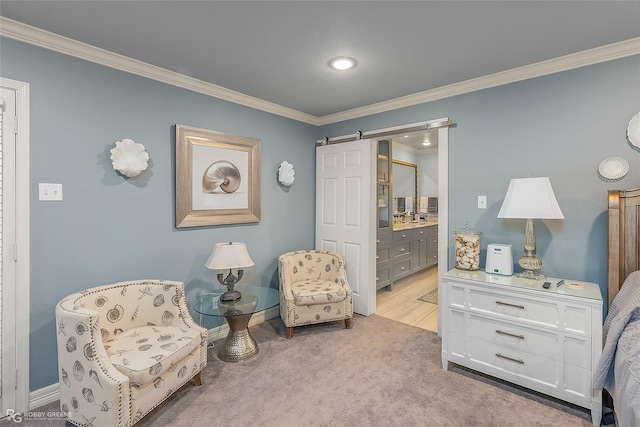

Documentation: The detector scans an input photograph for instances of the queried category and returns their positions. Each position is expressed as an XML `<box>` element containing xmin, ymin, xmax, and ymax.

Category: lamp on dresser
<box><xmin>497</xmin><ymin>177</ymin><xmax>564</xmax><ymax>279</ymax></box>
<box><xmin>205</xmin><ymin>242</ymin><xmax>254</xmax><ymax>301</ymax></box>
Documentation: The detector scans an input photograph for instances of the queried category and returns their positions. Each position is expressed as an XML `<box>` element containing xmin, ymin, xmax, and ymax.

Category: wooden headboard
<box><xmin>608</xmin><ymin>187</ymin><xmax>640</xmax><ymax>308</ymax></box>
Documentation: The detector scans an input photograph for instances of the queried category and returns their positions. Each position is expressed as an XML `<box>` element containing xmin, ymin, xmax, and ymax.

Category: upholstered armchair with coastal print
<box><xmin>55</xmin><ymin>279</ymin><xmax>208</xmax><ymax>427</ymax></box>
<box><xmin>278</xmin><ymin>250</ymin><xmax>354</xmax><ymax>339</ymax></box>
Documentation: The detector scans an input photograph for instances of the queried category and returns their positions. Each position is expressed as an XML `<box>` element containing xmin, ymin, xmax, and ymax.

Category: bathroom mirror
<box><xmin>392</xmin><ymin>160</ymin><xmax>417</xmax><ymax>213</ymax></box>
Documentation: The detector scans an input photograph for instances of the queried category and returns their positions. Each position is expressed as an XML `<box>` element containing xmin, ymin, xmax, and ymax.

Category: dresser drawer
<box><xmin>468</xmin><ymin>288</ymin><xmax>561</xmax><ymax>330</ymax></box>
<box><xmin>447</xmin><ymin>333</ymin><xmax>591</xmax><ymax>406</ymax></box>
<box><xmin>468</xmin><ymin>336</ymin><xmax>561</xmax><ymax>390</ymax></box>
<box><xmin>468</xmin><ymin>315</ymin><xmax>560</xmax><ymax>361</ymax></box>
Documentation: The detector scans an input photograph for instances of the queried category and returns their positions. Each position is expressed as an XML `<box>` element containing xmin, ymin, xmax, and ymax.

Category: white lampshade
<box><xmin>205</xmin><ymin>242</ymin><xmax>254</xmax><ymax>270</ymax></box>
<box><xmin>497</xmin><ymin>177</ymin><xmax>564</xmax><ymax>219</ymax></box>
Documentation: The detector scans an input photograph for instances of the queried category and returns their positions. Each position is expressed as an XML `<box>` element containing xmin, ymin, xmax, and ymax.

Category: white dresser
<box><xmin>441</xmin><ymin>269</ymin><xmax>603</xmax><ymax>426</ymax></box>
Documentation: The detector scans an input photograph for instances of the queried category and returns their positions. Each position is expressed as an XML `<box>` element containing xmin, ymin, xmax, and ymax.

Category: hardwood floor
<box><xmin>376</xmin><ymin>266</ymin><xmax>439</xmax><ymax>333</ymax></box>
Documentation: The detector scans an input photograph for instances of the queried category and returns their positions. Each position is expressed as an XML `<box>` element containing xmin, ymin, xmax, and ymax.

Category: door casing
<box><xmin>0</xmin><ymin>77</ymin><xmax>30</xmax><ymax>415</ymax></box>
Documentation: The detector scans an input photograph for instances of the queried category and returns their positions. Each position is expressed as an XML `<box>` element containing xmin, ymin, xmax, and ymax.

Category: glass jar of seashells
<box><xmin>454</xmin><ymin>223</ymin><xmax>482</xmax><ymax>270</ymax></box>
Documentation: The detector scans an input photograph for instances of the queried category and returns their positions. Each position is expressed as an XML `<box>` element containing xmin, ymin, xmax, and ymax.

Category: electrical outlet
<box><xmin>478</xmin><ymin>195</ymin><xmax>487</xmax><ymax>209</ymax></box>
<box><xmin>39</xmin><ymin>183</ymin><xmax>63</xmax><ymax>201</ymax></box>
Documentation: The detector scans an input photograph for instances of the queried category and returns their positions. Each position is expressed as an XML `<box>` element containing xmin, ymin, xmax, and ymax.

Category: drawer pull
<box><xmin>401</xmin><ymin>266</ymin><xmax>406</xmax><ymax>270</ymax></box>
<box><xmin>401</xmin><ymin>234</ymin><xmax>407</xmax><ymax>238</ymax></box>
<box><xmin>377</xmin><ymin>239</ymin><xmax>381</xmax><ymax>243</ymax></box>
<box><xmin>496</xmin><ymin>353</ymin><xmax>524</xmax><ymax>364</ymax></box>
<box><xmin>496</xmin><ymin>330</ymin><xmax>525</xmax><ymax>340</ymax></box>
<box><xmin>496</xmin><ymin>301</ymin><xmax>525</xmax><ymax>310</ymax></box>
<box><xmin>400</xmin><ymin>248</ymin><xmax>405</xmax><ymax>252</ymax></box>
<box><xmin>376</xmin><ymin>255</ymin><xmax>380</xmax><ymax>259</ymax></box>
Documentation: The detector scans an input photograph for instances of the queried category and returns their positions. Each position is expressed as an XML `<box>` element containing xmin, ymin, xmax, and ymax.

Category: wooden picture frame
<box><xmin>176</xmin><ymin>125</ymin><xmax>261</xmax><ymax>228</ymax></box>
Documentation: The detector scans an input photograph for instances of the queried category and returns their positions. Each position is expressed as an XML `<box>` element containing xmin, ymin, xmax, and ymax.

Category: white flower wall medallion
<box><xmin>596</xmin><ymin>112</ymin><xmax>639</xmax><ymax>182</ymax></box>
<box><xmin>110</xmin><ymin>139</ymin><xmax>150</xmax><ymax>178</ymax></box>
<box><xmin>278</xmin><ymin>161</ymin><xmax>295</xmax><ymax>187</ymax></box>
<box><xmin>597</xmin><ymin>157</ymin><xmax>629</xmax><ymax>182</ymax></box>
<box><xmin>627</xmin><ymin>111</ymin><xmax>640</xmax><ymax>152</ymax></box>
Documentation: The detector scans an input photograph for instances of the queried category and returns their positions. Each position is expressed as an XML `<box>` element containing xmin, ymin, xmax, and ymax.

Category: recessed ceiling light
<box><xmin>330</xmin><ymin>57</ymin><xmax>356</xmax><ymax>70</ymax></box>
<box><xmin>422</xmin><ymin>142</ymin><xmax>432</xmax><ymax>146</ymax></box>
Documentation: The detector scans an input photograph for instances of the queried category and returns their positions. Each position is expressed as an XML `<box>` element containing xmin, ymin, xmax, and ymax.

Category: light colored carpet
<box><xmin>7</xmin><ymin>315</ymin><xmax>614</xmax><ymax>426</ymax></box>
<box><xmin>418</xmin><ymin>288</ymin><xmax>438</xmax><ymax>304</ymax></box>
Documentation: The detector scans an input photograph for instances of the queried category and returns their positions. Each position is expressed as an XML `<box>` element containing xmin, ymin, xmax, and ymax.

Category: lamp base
<box><xmin>518</xmin><ymin>252</ymin><xmax>544</xmax><ymax>280</ymax></box>
<box><xmin>220</xmin><ymin>290</ymin><xmax>242</xmax><ymax>302</ymax></box>
<box><xmin>517</xmin><ymin>270</ymin><xmax>545</xmax><ymax>280</ymax></box>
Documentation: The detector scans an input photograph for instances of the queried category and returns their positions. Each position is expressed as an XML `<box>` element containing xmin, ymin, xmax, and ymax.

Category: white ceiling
<box><xmin>1</xmin><ymin>1</ymin><xmax>639</xmax><ymax>123</ymax></box>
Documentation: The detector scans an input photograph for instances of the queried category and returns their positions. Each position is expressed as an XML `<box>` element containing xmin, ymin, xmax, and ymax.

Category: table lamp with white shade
<box><xmin>497</xmin><ymin>177</ymin><xmax>564</xmax><ymax>280</ymax></box>
<box><xmin>205</xmin><ymin>242</ymin><xmax>254</xmax><ymax>301</ymax></box>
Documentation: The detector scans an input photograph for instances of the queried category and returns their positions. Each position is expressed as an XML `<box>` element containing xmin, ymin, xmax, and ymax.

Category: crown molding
<box><xmin>2</xmin><ymin>17</ymin><xmax>638</xmax><ymax>127</ymax></box>
<box><xmin>0</xmin><ymin>17</ymin><xmax>320</xmax><ymax>126</ymax></box>
<box><xmin>318</xmin><ymin>37</ymin><xmax>640</xmax><ymax>125</ymax></box>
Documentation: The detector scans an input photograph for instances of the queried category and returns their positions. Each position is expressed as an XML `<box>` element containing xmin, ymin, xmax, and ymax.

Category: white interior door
<box><xmin>0</xmin><ymin>78</ymin><xmax>30</xmax><ymax>415</ymax></box>
<box><xmin>316</xmin><ymin>139</ymin><xmax>376</xmax><ymax>316</ymax></box>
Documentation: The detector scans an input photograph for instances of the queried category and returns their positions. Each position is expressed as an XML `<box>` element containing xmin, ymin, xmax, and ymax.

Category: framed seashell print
<box><xmin>175</xmin><ymin>125</ymin><xmax>261</xmax><ymax>227</ymax></box>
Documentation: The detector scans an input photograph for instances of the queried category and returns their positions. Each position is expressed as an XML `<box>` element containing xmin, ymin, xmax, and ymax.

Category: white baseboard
<box><xmin>29</xmin><ymin>383</ymin><xmax>59</xmax><ymax>410</ymax></box>
<box><xmin>29</xmin><ymin>308</ymin><xmax>281</xmax><ymax>410</ymax></box>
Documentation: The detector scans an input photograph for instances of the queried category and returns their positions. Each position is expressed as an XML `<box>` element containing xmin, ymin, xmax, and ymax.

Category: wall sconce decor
<box><xmin>598</xmin><ymin>157</ymin><xmax>629</xmax><ymax>182</ymax></box>
<box><xmin>596</xmin><ymin>111</ymin><xmax>639</xmax><ymax>182</ymax></box>
<box><xmin>627</xmin><ymin>111</ymin><xmax>640</xmax><ymax>149</ymax></box>
<box><xmin>278</xmin><ymin>161</ymin><xmax>295</xmax><ymax>186</ymax></box>
<box><xmin>110</xmin><ymin>138</ymin><xmax>149</xmax><ymax>178</ymax></box>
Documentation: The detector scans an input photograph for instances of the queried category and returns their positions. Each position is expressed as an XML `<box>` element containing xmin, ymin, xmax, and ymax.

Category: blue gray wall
<box><xmin>320</xmin><ymin>55</ymin><xmax>640</xmax><ymax>302</ymax></box>
<box><xmin>2</xmin><ymin>35</ymin><xmax>639</xmax><ymax>392</ymax></box>
<box><xmin>1</xmin><ymin>38</ymin><xmax>318</xmax><ymax>390</ymax></box>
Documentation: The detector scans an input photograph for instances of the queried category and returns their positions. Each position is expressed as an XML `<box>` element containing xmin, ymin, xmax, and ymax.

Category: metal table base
<box><xmin>218</xmin><ymin>312</ymin><xmax>258</xmax><ymax>362</ymax></box>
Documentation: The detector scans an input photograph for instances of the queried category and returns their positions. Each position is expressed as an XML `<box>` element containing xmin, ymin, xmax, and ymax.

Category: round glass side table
<box><xmin>193</xmin><ymin>286</ymin><xmax>279</xmax><ymax>362</ymax></box>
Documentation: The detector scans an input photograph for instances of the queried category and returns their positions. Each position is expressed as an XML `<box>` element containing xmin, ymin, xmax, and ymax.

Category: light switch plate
<box><xmin>478</xmin><ymin>195</ymin><xmax>487</xmax><ymax>209</ymax></box>
<box><xmin>39</xmin><ymin>183</ymin><xmax>63</xmax><ymax>201</ymax></box>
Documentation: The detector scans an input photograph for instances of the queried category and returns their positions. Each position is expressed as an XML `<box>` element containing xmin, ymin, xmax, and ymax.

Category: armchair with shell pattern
<box><xmin>55</xmin><ymin>279</ymin><xmax>208</xmax><ymax>427</ymax></box>
<box><xmin>278</xmin><ymin>250</ymin><xmax>354</xmax><ymax>339</ymax></box>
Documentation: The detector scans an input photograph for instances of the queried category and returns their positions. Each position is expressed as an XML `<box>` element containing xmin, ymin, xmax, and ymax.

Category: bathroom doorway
<box><xmin>376</xmin><ymin>268</ymin><xmax>439</xmax><ymax>332</ymax></box>
<box><xmin>374</xmin><ymin>127</ymin><xmax>445</xmax><ymax>334</ymax></box>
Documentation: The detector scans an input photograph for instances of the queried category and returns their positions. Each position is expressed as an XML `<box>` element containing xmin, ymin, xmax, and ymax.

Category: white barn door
<box><xmin>316</xmin><ymin>139</ymin><xmax>376</xmax><ymax>316</ymax></box>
